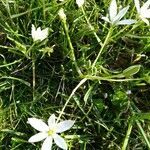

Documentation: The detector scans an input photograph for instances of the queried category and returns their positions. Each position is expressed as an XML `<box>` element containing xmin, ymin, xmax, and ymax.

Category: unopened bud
<box><xmin>76</xmin><ymin>0</ymin><xmax>84</xmax><ymax>8</ymax></box>
<box><xmin>58</xmin><ymin>8</ymin><xmax>66</xmax><ymax>20</ymax></box>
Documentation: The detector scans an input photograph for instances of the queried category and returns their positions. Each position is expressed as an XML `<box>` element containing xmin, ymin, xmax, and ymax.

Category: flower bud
<box><xmin>58</xmin><ymin>8</ymin><xmax>66</xmax><ymax>21</ymax></box>
<box><xmin>76</xmin><ymin>0</ymin><xmax>84</xmax><ymax>8</ymax></box>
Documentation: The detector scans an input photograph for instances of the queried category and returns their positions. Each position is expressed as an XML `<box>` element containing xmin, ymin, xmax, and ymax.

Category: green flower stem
<box><xmin>83</xmin><ymin>75</ymin><xmax>141</xmax><ymax>82</ymax></box>
<box><xmin>27</xmin><ymin>42</ymin><xmax>36</xmax><ymax>58</ymax></box>
<box><xmin>92</xmin><ymin>26</ymin><xmax>113</xmax><ymax>69</ymax></box>
<box><xmin>62</xmin><ymin>20</ymin><xmax>82</xmax><ymax>76</ymax></box>
<box><xmin>42</xmin><ymin>0</ymin><xmax>46</xmax><ymax>20</ymax></box>
<box><xmin>136</xmin><ymin>120</ymin><xmax>150</xmax><ymax>149</ymax></box>
<box><xmin>131</xmin><ymin>103</ymin><xmax>150</xmax><ymax>149</ymax></box>
<box><xmin>121</xmin><ymin>121</ymin><xmax>133</xmax><ymax>150</ymax></box>
<box><xmin>81</xmin><ymin>6</ymin><xmax>102</xmax><ymax>46</ymax></box>
<box><xmin>111</xmin><ymin>26</ymin><xmax>129</xmax><ymax>39</ymax></box>
<box><xmin>112</xmin><ymin>21</ymin><xmax>142</xmax><ymax>40</ymax></box>
<box><xmin>32</xmin><ymin>54</ymin><xmax>36</xmax><ymax>101</ymax></box>
<box><xmin>28</xmin><ymin>43</ymin><xmax>36</xmax><ymax>101</ymax></box>
<box><xmin>56</xmin><ymin>78</ymin><xmax>87</xmax><ymax>123</ymax></box>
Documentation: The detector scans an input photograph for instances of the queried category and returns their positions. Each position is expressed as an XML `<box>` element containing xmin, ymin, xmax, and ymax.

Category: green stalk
<box><xmin>136</xmin><ymin>120</ymin><xmax>150</xmax><ymax>149</ymax></box>
<box><xmin>42</xmin><ymin>0</ymin><xmax>46</xmax><ymax>20</ymax></box>
<box><xmin>81</xmin><ymin>6</ymin><xmax>102</xmax><ymax>46</ymax></box>
<box><xmin>122</xmin><ymin>121</ymin><xmax>133</xmax><ymax>150</ymax></box>
<box><xmin>131</xmin><ymin>103</ymin><xmax>150</xmax><ymax>149</ymax></box>
<box><xmin>29</xmin><ymin>43</ymin><xmax>36</xmax><ymax>101</ymax></box>
<box><xmin>56</xmin><ymin>78</ymin><xmax>87</xmax><ymax>123</ymax></box>
<box><xmin>92</xmin><ymin>26</ymin><xmax>113</xmax><ymax>69</ymax></box>
<box><xmin>83</xmin><ymin>75</ymin><xmax>141</xmax><ymax>82</ymax></box>
<box><xmin>32</xmin><ymin>55</ymin><xmax>36</xmax><ymax>101</ymax></box>
<box><xmin>112</xmin><ymin>22</ymin><xmax>141</xmax><ymax>40</ymax></box>
<box><xmin>62</xmin><ymin>19</ymin><xmax>82</xmax><ymax>76</ymax></box>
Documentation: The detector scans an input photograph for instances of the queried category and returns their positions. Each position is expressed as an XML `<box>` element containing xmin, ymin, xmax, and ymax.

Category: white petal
<box><xmin>31</xmin><ymin>24</ymin><xmax>36</xmax><ymax>35</ymax></box>
<box><xmin>41</xmin><ymin>137</ymin><xmax>53</xmax><ymax>150</ymax></box>
<box><xmin>48</xmin><ymin>114</ymin><xmax>56</xmax><ymax>127</ymax></box>
<box><xmin>140</xmin><ymin>8</ymin><xmax>150</xmax><ymax>18</ymax></box>
<box><xmin>101</xmin><ymin>16</ymin><xmax>110</xmax><ymax>23</ymax></box>
<box><xmin>28</xmin><ymin>132</ymin><xmax>48</xmax><ymax>143</ymax></box>
<box><xmin>134</xmin><ymin>0</ymin><xmax>140</xmax><ymax>13</ymax></box>
<box><xmin>109</xmin><ymin>0</ymin><xmax>117</xmax><ymax>21</ymax></box>
<box><xmin>42</xmin><ymin>28</ymin><xmax>49</xmax><ymax>36</ymax></box>
<box><xmin>53</xmin><ymin>134</ymin><xmax>67</xmax><ymax>150</ymax></box>
<box><xmin>116</xmin><ymin>19</ymin><xmax>136</xmax><ymax>25</ymax></box>
<box><xmin>28</xmin><ymin>118</ymin><xmax>49</xmax><ymax>132</ymax></box>
<box><xmin>37</xmin><ymin>27</ymin><xmax>42</xmax><ymax>33</ymax></box>
<box><xmin>56</xmin><ymin>120</ymin><xmax>75</xmax><ymax>133</ymax></box>
<box><xmin>41</xmin><ymin>28</ymin><xmax>49</xmax><ymax>41</ymax></box>
<box><xmin>113</xmin><ymin>6</ymin><xmax>129</xmax><ymax>23</ymax></box>
<box><xmin>31</xmin><ymin>24</ymin><xmax>37</xmax><ymax>41</ymax></box>
<box><xmin>141</xmin><ymin>17</ymin><xmax>149</xmax><ymax>25</ymax></box>
<box><xmin>141</xmin><ymin>0</ymin><xmax>150</xmax><ymax>10</ymax></box>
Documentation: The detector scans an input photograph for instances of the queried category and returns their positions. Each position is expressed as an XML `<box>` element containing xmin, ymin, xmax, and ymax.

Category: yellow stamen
<box><xmin>48</xmin><ymin>129</ymin><xmax>55</xmax><ymax>136</ymax></box>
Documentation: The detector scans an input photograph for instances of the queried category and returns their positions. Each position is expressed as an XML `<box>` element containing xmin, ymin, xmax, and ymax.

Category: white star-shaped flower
<box><xmin>102</xmin><ymin>0</ymin><xmax>136</xmax><ymax>25</ymax></box>
<box><xmin>31</xmin><ymin>24</ymin><xmax>48</xmax><ymax>42</ymax></box>
<box><xmin>134</xmin><ymin>0</ymin><xmax>150</xmax><ymax>25</ymax></box>
<box><xmin>28</xmin><ymin>114</ymin><xmax>75</xmax><ymax>150</ymax></box>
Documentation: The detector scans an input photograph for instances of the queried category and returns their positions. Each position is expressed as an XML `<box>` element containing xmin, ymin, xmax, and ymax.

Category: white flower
<box><xmin>76</xmin><ymin>0</ymin><xmax>84</xmax><ymax>8</ymax></box>
<box><xmin>102</xmin><ymin>0</ymin><xmax>136</xmax><ymax>25</ymax></box>
<box><xmin>58</xmin><ymin>8</ymin><xmax>66</xmax><ymax>21</ymax></box>
<box><xmin>28</xmin><ymin>114</ymin><xmax>75</xmax><ymax>150</ymax></box>
<box><xmin>126</xmin><ymin>90</ymin><xmax>132</xmax><ymax>95</ymax></box>
<box><xmin>31</xmin><ymin>24</ymin><xmax>48</xmax><ymax>42</ymax></box>
<box><xmin>134</xmin><ymin>0</ymin><xmax>150</xmax><ymax>25</ymax></box>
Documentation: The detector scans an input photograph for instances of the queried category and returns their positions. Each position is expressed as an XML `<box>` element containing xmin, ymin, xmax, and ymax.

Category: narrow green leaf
<box><xmin>123</xmin><ymin>65</ymin><xmax>141</xmax><ymax>77</ymax></box>
<box><xmin>132</xmin><ymin>113</ymin><xmax>150</xmax><ymax>121</ymax></box>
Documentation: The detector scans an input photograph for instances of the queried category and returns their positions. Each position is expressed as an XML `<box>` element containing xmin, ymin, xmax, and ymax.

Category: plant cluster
<box><xmin>0</xmin><ymin>0</ymin><xmax>150</xmax><ymax>149</ymax></box>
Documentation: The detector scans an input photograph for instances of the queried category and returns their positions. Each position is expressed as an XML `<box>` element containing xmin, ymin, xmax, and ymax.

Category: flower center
<box><xmin>48</xmin><ymin>129</ymin><xmax>55</xmax><ymax>136</ymax></box>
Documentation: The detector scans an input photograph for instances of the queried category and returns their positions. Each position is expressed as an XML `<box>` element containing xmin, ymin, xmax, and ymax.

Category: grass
<box><xmin>0</xmin><ymin>0</ymin><xmax>150</xmax><ymax>149</ymax></box>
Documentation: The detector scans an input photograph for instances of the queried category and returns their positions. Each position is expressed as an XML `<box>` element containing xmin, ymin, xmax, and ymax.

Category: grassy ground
<box><xmin>0</xmin><ymin>0</ymin><xmax>150</xmax><ymax>149</ymax></box>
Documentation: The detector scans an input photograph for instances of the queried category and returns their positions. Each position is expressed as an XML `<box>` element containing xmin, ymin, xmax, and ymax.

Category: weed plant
<box><xmin>0</xmin><ymin>0</ymin><xmax>150</xmax><ymax>149</ymax></box>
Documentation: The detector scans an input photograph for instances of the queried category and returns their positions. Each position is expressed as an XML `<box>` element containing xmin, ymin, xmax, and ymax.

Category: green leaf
<box><xmin>11</xmin><ymin>137</ymin><xmax>27</xmax><ymax>143</ymax></box>
<box><xmin>1</xmin><ymin>129</ymin><xmax>25</xmax><ymax>136</ymax></box>
<box><xmin>123</xmin><ymin>65</ymin><xmax>141</xmax><ymax>77</ymax></box>
<box><xmin>132</xmin><ymin>113</ymin><xmax>150</xmax><ymax>121</ymax></box>
<box><xmin>8</xmin><ymin>36</ymin><xmax>27</xmax><ymax>54</ymax></box>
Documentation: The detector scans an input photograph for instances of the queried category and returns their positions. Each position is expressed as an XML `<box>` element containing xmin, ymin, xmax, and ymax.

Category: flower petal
<box><xmin>31</xmin><ymin>24</ymin><xmax>37</xmax><ymax>41</ymax></box>
<box><xmin>28</xmin><ymin>118</ymin><xmax>49</xmax><ymax>132</ymax></box>
<box><xmin>53</xmin><ymin>134</ymin><xmax>67</xmax><ymax>150</ymax></box>
<box><xmin>31</xmin><ymin>24</ymin><xmax>36</xmax><ymax>34</ymax></box>
<box><xmin>134</xmin><ymin>0</ymin><xmax>140</xmax><ymax>13</ymax></box>
<box><xmin>37</xmin><ymin>27</ymin><xmax>42</xmax><ymax>32</ymax></box>
<box><xmin>56</xmin><ymin>120</ymin><xmax>75</xmax><ymax>133</ymax></box>
<box><xmin>41</xmin><ymin>28</ymin><xmax>49</xmax><ymax>40</ymax></box>
<box><xmin>141</xmin><ymin>0</ymin><xmax>150</xmax><ymax>10</ymax></box>
<box><xmin>113</xmin><ymin>6</ymin><xmax>129</xmax><ymax>23</ymax></box>
<box><xmin>28</xmin><ymin>132</ymin><xmax>48</xmax><ymax>143</ymax></box>
<box><xmin>141</xmin><ymin>17</ymin><xmax>149</xmax><ymax>25</ymax></box>
<box><xmin>41</xmin><ymin>137</ymin><xmax>53</xmax><ymax>150</ymax></box>
<box><xmin>140</xmin><ymin>8</ymin><xmax>150</xmax><ymax>18</ymax></box>
<box><xmin>48</xmin><ymin>114</ymin><xmax>56</xmax><ymax>127</ymax></box>
<box><xmin>109</xmin><ymin>0</ymin><xmax>117</xmax><ymax>21</ymax></box>
<box><xmin>116</xmin><ymin>19</ymin><xmax>136</xmax><ymax>25</ymax></box>
<box><xmin>102</xmin><ymin>16</ymin><xmax>110</xmax><ymax>23</ymax></box>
